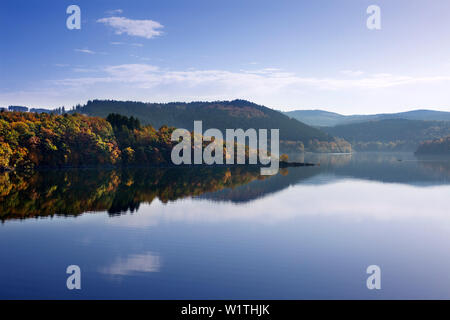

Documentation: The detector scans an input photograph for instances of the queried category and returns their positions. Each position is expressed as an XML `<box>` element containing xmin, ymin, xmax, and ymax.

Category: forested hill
<box><xmin>73</xmin><ymin>99</ymin><xmax>351</xmax><ymax>153</ymax></box>
<box><xmin>0</xmin><ymin>111</ymin><xmax>175</xmax><ymax>171</ymax></box>
<box><xmin>416</xmin><ymin>136</ymin><xmax>450</xmax><ymax>155</ymax></box>
<box><xmin>322</xmin><ymin>119</ymin><xmax>450</xmax><ymax>151</ymax></box>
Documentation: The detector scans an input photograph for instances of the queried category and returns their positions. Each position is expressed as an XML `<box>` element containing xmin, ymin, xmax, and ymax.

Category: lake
<box><xmin>1</xmin><ymin>152</ymin><xmax>449</xmax><ymax>299</ymax></box>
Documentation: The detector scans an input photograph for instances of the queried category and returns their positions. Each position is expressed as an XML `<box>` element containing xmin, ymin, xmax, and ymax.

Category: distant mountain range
<box><xmin>284</xmin><ymin>109</ymin><xmax>450</xmax><ymax>127</ymax></box>
<box><xmin>322</xmin><ymin>119</ymin><xmax>450</xmax><ymax>151</ymax></box>
<box><xmin>284</xmin><ymin>108</ymin><xmax>450</xmax><ymax>151</ymax></box>
<box><xmin>73</xmin><ymin>99</ymin><xmax>351</xmax><ymax>153</ymax></box>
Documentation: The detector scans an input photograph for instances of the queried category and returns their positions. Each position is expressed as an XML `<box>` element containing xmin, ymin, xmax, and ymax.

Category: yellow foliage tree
<box><xmin>280</xmin><ymin>154</ymin><xmax>289</xmax><ymax>162</ymax></box>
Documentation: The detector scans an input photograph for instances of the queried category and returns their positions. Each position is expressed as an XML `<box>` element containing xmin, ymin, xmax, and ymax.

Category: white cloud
<box><xmin>72</xmin><ymin>67</ymin><xmax>96</xmax><ymax>73</ymax></box>
<box><xmin>75</xmin><ymin>48</ymin><xmax>95</xmax><ymax>54</ymax></box>
<box><xmin>54</xmin><ymin>64</ymin><xmax>450</xmax><ymax>92</ymax></box>
<box><xmin>97</xmin><ymin>17</ymin><xmax>163</xmax><ymax>39</ymax></box>
<box><xmin>5</xmin><ymin>64</ymin><xmax>450</xmax><ymax>113</ymax></box>
<box><xmin>106</xmin><ymin>9</ymin><xmax>123</xmax><ymax>15</ymax></box>
<box><xmin>110</xmin><ymin>41</ymin><xmax>143</xmax><ymax>47</ymax></box>
<box><xmin>341</xmin><ymin>70</ymin><xmax>364</xmax><ymax>76</ymax></box>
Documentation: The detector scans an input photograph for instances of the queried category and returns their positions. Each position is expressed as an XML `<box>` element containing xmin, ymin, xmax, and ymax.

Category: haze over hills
<box><xmin>73</xmin><ymin>99</ymin><xmax>351</xmax><ymax>153</ymax></box>
<box><xmin>284</xmin><ymin>108</ymin><xmax>450</xmax><ymax>151</ymax></box>
<box><xmin>285</xmin><ymin>109</ymin><xmax>450</xmax><ymax>127</ymax></box>
<box><xmin>322</xmin><ymin>119</ymin><xmax>450</xmax><ymax>151</ymax></box>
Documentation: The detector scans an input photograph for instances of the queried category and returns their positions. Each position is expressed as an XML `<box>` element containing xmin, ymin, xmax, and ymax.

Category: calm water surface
<box><xmin>1</xmin><ymin>152</ymin><xmax>449</xmax><ymax>299</ymax></box>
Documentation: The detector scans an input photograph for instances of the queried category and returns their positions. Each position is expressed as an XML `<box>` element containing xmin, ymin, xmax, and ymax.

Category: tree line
<box><xmin>416</xmin><ymin>136</ymin><xmax>450</xmax><ymax>155</ymax></box>
<box><xmin>0</xmin><ymin>111</ymin><xmax>177</xmax><ymax>171</ymax></box>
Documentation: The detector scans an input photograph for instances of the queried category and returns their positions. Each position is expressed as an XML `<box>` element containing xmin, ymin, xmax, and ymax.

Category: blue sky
<box><xmin>1</xmin><ymin>0</ymin><xmax>450</xmax><ymax>114</ymax></box>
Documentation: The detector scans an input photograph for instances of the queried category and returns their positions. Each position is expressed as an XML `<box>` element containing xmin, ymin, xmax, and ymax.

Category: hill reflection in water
<box><xmin>1</xmin><ymin>152</ymin><xmax>449</xmax><ymax>221</ymax></box>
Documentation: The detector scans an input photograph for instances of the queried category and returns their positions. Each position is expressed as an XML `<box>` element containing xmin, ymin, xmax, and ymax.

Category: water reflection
<box><xmin>110</xmin><ymin>179</ymin><xmax>450</xmax><ymax>228</ymax></box>
<box><xmin>1</xmin><ymin>152</ymin><xmax>449</xmax><ymax>222</ymax></box>
<box><xmin>0</xmin><ymin>166</ymin><xmax>265</xmax><ymax>221</ymax></box>
<box><xmin>99</xmin><ymin>252</ymin><xmax>162</xmax><ymax>276</ymax></box>
<box><xmin>1</xmin><ymin>153</ymin><xmax>450</xmax><ymax>299</ymax></box>
<box><xmin>299</xmin><ymin>152</ymin><xmax>450</xmax><ymax>185</ymax></box>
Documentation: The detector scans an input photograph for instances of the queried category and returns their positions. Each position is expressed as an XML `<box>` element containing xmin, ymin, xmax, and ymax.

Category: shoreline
<box><xmin>1</xmin><ymin>161</ymin><xmax>315</xmax><ymax>173</ymax></box>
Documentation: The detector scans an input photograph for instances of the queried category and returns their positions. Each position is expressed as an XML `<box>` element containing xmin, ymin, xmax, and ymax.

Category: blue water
<box><xmin>1</xmin><ymin>153</ymin><xmax>450</xmax><ymax>299</ymax></box>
